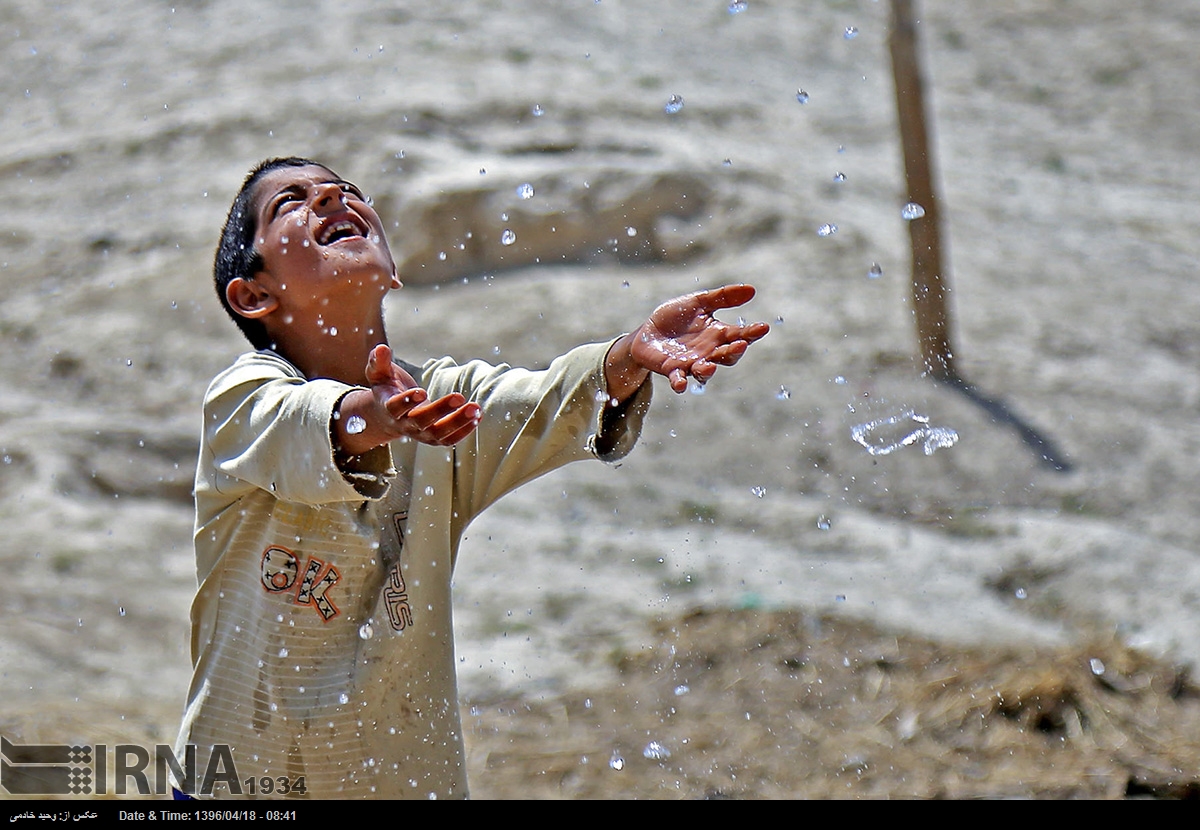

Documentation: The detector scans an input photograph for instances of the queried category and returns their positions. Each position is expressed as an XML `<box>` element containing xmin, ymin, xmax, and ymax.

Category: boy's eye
<box><xmin>270</xmin><ymin>193</ymin><xmax>302</xmax><ymax>218</ymax></box>
<box><xmin>341</xmin><ymin>183</ymin><xmax>372</xmax><ymax>206</ymax></box>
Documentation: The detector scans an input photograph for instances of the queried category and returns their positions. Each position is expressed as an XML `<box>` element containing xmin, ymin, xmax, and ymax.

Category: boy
<box><xmin>174</xmin><ymin>157</ymin><xmax>768</xmax><ymax>799</ymax></box>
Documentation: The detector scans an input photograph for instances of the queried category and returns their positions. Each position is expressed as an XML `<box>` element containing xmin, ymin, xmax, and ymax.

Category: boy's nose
<box><xmin>312</xmin><ymin>183</ymin><xmax>347</xmax><ymax>211</ymax></box>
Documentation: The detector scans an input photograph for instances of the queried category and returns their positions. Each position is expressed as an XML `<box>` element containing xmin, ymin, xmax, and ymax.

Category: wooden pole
<box><xmin>889</xmin><ymin>0</ymin><xmax>956</xmax><ymax>381</ymax></box>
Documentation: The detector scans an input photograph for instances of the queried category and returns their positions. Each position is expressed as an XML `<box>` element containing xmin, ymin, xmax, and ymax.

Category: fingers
<box><xmin>694</xmin><ymin>283</ymin><xmax>756</xmax><ymax>314</ymax></box>
<box><xmin>667</xmin><ymin>367</ymin><xmax>688</xmax><ymax>393</ymax></box>
<box><xmin>364</xmin><ymin>344</ymin><xmax>394</xmax><ymax>384</ymax></box>
<box><xmin>385</xmin><ymin>391</ymin><xmax>482</xmax><ymax>445</ymax></box>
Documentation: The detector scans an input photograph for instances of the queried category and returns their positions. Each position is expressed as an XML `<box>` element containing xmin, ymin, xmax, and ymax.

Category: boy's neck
<box><xmin>265</xmin><ymin>308</ymin><xmax>390</xmax><ymax>385</ymax></box>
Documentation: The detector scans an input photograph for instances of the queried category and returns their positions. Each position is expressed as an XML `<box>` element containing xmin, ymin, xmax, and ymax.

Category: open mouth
<box><xmin>317</xmin><ymin>216</ymin><xmax>368</xmax><ymax>246</ymax></box>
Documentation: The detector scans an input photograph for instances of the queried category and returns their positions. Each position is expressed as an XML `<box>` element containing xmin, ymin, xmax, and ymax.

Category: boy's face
<box><xmin>248</xmin><ymin>164</ymin><xmax>399</xmax><ymax>315</ymax></box>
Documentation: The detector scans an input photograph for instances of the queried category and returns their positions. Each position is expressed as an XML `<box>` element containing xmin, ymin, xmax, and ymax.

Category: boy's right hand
<box><xmin>336</xmin><ymin>345</ymin><xmax>482</xmax><ymax>456</ymax></box>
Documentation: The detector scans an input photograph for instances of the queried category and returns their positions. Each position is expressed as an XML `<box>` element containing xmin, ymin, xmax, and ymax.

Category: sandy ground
<box><xmin>3</xmin><ymin>0</ymin><xmax>1200</xmax><ymax>799</ymax></box>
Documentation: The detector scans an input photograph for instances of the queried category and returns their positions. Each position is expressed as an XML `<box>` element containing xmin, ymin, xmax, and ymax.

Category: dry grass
<box><xmin>465</xmin><ymin>608</ymin><xmax>1200</xmax><ymax>799</ymax></box>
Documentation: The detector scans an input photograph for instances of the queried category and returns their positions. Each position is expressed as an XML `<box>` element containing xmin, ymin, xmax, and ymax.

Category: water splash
<box><xmin>850</xmin><ymin>410</ymin><xmax>959</xmax><ymax>456</ymax></box>
<box><xmin>901</xmin><ymin>202</ymin><xmax>926</xmax><ymax>220</ymax></box>
<box><xmin>642</xmin><ymin>741</ymin><xmax>671</xmax><ymax>760</ymax></box>
<box><xmin>664</xmin><ymin>94</ymin><xmax>684</xmax><ymax>114</ymax></box>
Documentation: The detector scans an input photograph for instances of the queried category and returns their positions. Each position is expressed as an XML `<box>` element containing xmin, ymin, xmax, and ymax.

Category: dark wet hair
<box><xmin>213</xmin><ymin>156</ymin><xmax>333</xmax><ymax>349</ymax></box>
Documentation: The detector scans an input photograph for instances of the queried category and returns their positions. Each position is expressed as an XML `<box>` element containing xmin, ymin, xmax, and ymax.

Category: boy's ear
<box><xmin>226</xmin><ymin>277</ymin><xmax>280</xmax><ymax>319</ymax></box>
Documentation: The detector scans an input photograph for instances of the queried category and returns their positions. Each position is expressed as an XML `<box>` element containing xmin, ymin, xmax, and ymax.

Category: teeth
<box><xmin>320</xmin><ymin>221</ymin><xmax>362</xmax><ymax>245</ymax></box>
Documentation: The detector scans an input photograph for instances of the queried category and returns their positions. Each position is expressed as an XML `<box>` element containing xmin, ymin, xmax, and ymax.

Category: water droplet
<box><xmin>817</xmin><ymin>223</ymin><xmax>837</xmax><ymax>237</ymax></box>
<box><xmin>118</xmin><ymin>606</ymin><xmax>126</xmax><ymax>617</ymax></box>
<box><xmin>833</xmin><ymin>375</ymin><xmax>847</xmax><ymax>385</ymax></box>
<box><xmin>850</xmin><ymin>410</ymin><xmax>959</xmax><ymax>457</ymax></box>
<box><xmin>795</xmin><ymin>89</ymin><xmax>810</xmax><ymax>104</ymax></box>
<box><xmin>643</xmin><ymin>741</ymin><xmax>671</xmax><ymax>760</ymax></box>
<box><xmin>687</xmin><ymin>377</ymin><xmax>707</xmax><ymax>395</ymax></box>
<box><xmin>674</xmin><ymin>684</ymin><xmax>690</xmax><ymax>696</ymax></box>
<box><xmin>609</xmin><ymin>752</ymin><xmax>625</xmax><ymax>771</ymax></box>
<box><xmin>625</xmin><ymin>226</ymin><xmax>637</xmax><ymax>237</ymax></box>
<box><xmin>1014</xmin><ymin>587</ymin><xmax>1028</xmax><ymax>600</ymax></box>
<box><xmin>868</xmin><ymin>262</ymin><xmax>883</xmax><ymax>279</ymax></box>
<box><xmin>844</xmin><ymin>26</ymin><xmax>859</xmax><ymax>40</ymax></box>
<box><xmin>437</xmin><ymin>251</ymin><xmax>447</xmax><ymax>261</ymax></box>
<box><xmin>901</xmin><ymin>202</ymin><xmax>926</xmax><ymax>220</ymax></box>
<box><xmin>126</xmin><ymin>359</ymin><xmax>133</xmax><ymax>367</ymax></box>
<box><xmin>750</xmin><ymin>486</ymin><xmax>767</xmax><ymax>499</ymax></box>
<box><xmin>516</xmin><ymin>182</ymin><xmax>534</xmax><ymax>200</ymax></box>
<box><xmin>531</xmin><ymin>103</ymin><xmax>544</xmax><ymax>117</ymax></box>
<box><xmin>664</xmin><ymin>94</ymin><xmax>684</xmax><ymax>115</ymax></box>
<box><xmin>345</xmin><ymin>415</ymin><xmax>367</xmax><ymax>435</ymax></box>
<box><xmin>278</xmin><ymin>647</ymin><xmax>289</xmax><ymax>658</ymax></box>
<box><xmin>358</xmin><ymin>623</ymin><xmax>374</xmax><ymax>640</ymax></box>
<box><xmin>1089</xmin><ymin>658</ymin><xmax>1106</xmax><ymax>676</ymax></box>
<box><xmin>833</xmin><ymin>171</ymin><xmax>846</xmax><ymax>182</ymax></box>
<box><xmin>500</xmin><ymin>229</ymin><xmax>516</xmax><ymax>246</ymax></box>
<box><xmin>835</xmin><ymin>594</ymin><xmax>846</xmax><ymax>602</ymax></box>
<box><xmin>727</xmin><ymin>0</ymin><xmax>748</xmax><ymax>14</ymax></box>
<box><xmin>424</xmin><ymin>485</ymin><xmax>435</xmax><ymax>496</ymax></box>
<box><xmin>776</xmin><ymin>385</ymin><xmax>791</xmax><ymax>401</ymax></box>
<box><xmin>816</xmin><ymin>515</ymin><xmax>831</xmax><ymax>531</ymax></box>
<box><xmin>329</xmin><ymin>326</ymin><xmax>338</xmax><ymax>336</ymax></box>
<box><xmin>339</xmin><ymin>692</ymin><xmax>350</xmax><ymax>705</ymax></box>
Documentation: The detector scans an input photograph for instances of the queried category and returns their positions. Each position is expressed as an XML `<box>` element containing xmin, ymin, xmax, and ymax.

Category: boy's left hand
<box><xmin>607</xmin><ymin>284</ymin><xmax>770</xmax><ymax>399</ymax></box>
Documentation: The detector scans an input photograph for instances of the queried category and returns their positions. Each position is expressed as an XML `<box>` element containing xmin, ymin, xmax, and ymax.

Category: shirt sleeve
<box><xmin>419</xmin><ymin>339</ymin><xmax>652</xmax><ymax>527</ymax></box>
<box><xmin>202</xmin><ymin>353</ymin><xmax>395</xmax><ymax>505</ymax></box>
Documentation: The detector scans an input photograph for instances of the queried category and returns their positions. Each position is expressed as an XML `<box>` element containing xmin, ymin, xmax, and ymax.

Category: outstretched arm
<box><xmin>334</xmin><ymin>344</ymin><xmax>482</xmax><ymax>457</ymax></box>
<box><xmin>604</xmin><ymin>284</ymin><xmax>770</xmax><ymax>401</ymax></box>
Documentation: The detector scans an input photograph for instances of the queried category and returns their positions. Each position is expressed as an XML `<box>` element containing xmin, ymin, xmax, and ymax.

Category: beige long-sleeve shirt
<box><xmin>175</xmin><ymin>341</ymin><xmax>650</xmax><ymax>799</ymax></box>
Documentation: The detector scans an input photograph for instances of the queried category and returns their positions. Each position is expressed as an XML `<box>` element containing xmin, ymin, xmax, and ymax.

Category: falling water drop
<box><xmin>643</xmin><ymin>741</ymin><xmax>671</xmax><ymax>760</ymax></box>
<box><xmin>817</xmin><ymin>223</ymin><xmax>838</xmax><ymax>237</ymax></box>
<box><xmin>901</xmin><ymin>202</ymin><xmax>926</xmax><ymax>220</ymax></box>
<box><xmin>500</xmin><ymin>229</ymin><xmax>516</xmax><ymax>246</ymax></box>
<box><xmin>345</xmin><ymin>415</ymin><xmax>367</xmax><ymax>435</ymax></box>
<box><xmin>664</xmin><ymin>94</ymin><xmax>685</xmax><ymax>115</ymax></box>
<box><xmin>796</xmin><ymin>89</ymin><xmax>810</xmax><ymax>104</ymax></box>
<box><xmin>868</xmin><ymin>262</ymin><xmax>883</xmax><ymax>279</ymax></box>
<box><xmin>515</xmin><ymin>183</ymin><xmax>534</xmax><ymax>200</ymax></box>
